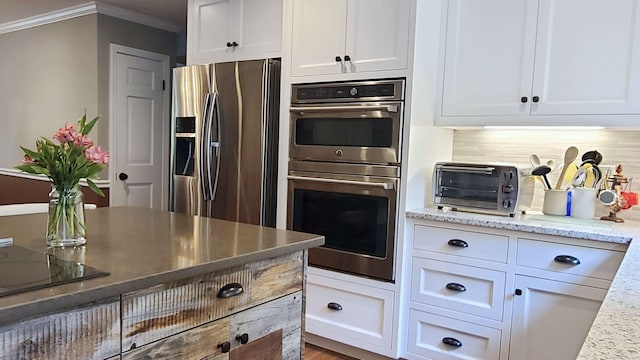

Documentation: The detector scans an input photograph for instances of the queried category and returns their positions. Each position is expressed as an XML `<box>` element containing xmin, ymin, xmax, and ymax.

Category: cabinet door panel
<box><xmin>407</xmin><ymin>309</ymin><xmax>501</xmax><ymax>360</ymax></box>
<box><xmin>532</xmin><ymin>0</ymin><xmax>640</xmax><ymax>115</ymax></box>
<box><xmin>441</xmin><ymin>0</ymin><xmax>538</xmax><ymax>116</ymax></box>
<box><xmin>411</xmin><ymin>258</ymin><xmax>506</xmax><ymax>321</ymax></box>
<box><xmin>510</xmin><ymin>275</ymin><xmax>606</xmax><ymax>360</ymax></box>
<box><xmin>344</xmin><ymin>0</ymin><xmax>410</xmax><ymax>73</ymax></box>
<box><xmin>188</xmin><ymin>0</ymin><xmax>236</xmax><ymax>65</ymax></box>
<box><xmin>237</xmin><ymin>0</ymin><xmax>283</xmax><ymax>58</ymax></box>
<box><xmin>230</xmin><ymin>292</ymin><xmax>302</xmax><ymax>359</ymax></box>
<box><xmin>290</xmin><ymin>0</ymin><xmax>348</xmax><ymax>76</ymax></box>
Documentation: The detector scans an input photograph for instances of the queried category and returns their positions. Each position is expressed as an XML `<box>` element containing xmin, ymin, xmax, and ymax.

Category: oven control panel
<box><xmin>292</xmin><ymin>79</ymin><xmax>405</xmax><ymax>103</ymax></box>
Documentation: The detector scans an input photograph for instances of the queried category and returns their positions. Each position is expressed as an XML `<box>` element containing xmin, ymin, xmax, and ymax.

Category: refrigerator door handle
<box><xmin>209</xmin><ymin>92</ymin><xmax>222</xmax><ymax>202</ymax></box>
<box><xmin>200</xmin><ymin>93</ymin><xmax>213</xmax><ymax>202</ymax></box>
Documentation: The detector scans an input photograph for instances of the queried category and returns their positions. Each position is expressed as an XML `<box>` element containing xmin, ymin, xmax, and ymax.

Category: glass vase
<box><xmin>46</xmin><ymin>184</ymin><xmax>87</xmax><ymax>247</ymax></box>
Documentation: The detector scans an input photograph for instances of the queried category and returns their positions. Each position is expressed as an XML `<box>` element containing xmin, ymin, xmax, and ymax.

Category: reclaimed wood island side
<box><xmin>0</xmin><ymin>207</ymin><xmax>324</xmax><ymax>359</ymax></box>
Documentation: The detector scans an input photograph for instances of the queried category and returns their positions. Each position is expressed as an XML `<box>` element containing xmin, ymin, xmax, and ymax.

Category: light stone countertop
<box><xmin>0</xmin><ymin>207</ymin><xmax>324</xmax><ymax>325</ymax></box>
<box><xmin>406</xmin><ymin>207</ymin><xmax>640</xmax><ymax>360</ymax></box>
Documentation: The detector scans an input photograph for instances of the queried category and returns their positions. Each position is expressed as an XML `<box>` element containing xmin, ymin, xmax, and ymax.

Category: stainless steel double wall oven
<box><xmin>287</xmin><ymin>79</ymin><xmax>405</xmax><ymax>282</ymax></box>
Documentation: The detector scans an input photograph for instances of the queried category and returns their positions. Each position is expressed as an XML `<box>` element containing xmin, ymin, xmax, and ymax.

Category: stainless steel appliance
<box><xmin>287</xmin><ymin>79</ymin><xmax>405</xmax><ymax>282</ymax></box>
<box><xmin>433</xmin><ymin>162</ymin><xmax>535</xmax><ymax>216</ymax></box>
<box><xmin>170</xmin><ymin>59</ymin><xmax>280</xmax><ymax>226</ymax></box>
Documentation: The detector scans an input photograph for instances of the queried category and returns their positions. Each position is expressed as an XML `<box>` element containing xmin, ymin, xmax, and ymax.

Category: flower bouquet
<box><xmin>16</xmin><ymin>113</ymin><xmax>109</xmax><ymax>247</ymax></box>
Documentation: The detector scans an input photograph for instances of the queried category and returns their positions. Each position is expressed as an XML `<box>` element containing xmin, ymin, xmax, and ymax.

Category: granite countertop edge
<box><xmin>406</xmin><ymin>207</ymin><xmax>640</xmax><ymax>360</ymax></box>
<box><xmin>0</xmin><ymin>237</ymin><xmax>324</xmax><ymax>326</ymax></box>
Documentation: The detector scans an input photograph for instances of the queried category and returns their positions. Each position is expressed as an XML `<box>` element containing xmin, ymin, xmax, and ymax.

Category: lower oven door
<box><xmin>287</xmin><ymin>171</ymin><xmax>398</xmax><ymax>282</ymax></box>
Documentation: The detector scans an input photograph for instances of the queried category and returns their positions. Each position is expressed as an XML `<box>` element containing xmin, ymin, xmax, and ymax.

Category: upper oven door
<box><xmin>289</xmin><ymin>102</ymin><xmax>403</xmax><ymax>165</ymax></box>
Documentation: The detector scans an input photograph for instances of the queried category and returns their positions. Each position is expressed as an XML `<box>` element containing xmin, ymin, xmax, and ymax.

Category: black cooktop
<box><xmin>0</xmin><ymin>245</ymin><xmax>109</xmax><ymax>297</ymax></box>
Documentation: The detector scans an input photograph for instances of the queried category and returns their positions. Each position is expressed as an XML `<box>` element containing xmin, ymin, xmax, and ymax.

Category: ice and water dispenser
<box><xmin>174</xmin><ymin>117</ymin><xmax>196</xmax><ymax>176</ymax></box>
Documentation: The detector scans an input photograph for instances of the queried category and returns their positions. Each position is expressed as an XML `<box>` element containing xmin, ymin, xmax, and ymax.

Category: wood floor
<box><xmin>305</xmin><ymin>343</ymin><xmax>358</xmax><ymax>360</ymax></box>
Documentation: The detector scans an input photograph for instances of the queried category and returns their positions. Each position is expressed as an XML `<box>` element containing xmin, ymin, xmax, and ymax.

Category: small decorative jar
<box><xmin>46</xmin><ymin>184</ymin><xmax>86</xmax><ymax>247</ymax></box>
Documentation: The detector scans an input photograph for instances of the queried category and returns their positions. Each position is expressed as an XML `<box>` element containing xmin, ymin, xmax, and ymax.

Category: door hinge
<box><xmin>163</xmin><ymin>80</ymin><xmax>166</xmax><ymax>91</ymax></box>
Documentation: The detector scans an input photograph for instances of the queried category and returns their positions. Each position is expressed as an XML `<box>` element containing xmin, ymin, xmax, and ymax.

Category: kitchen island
<box><xmin>406</xmin><ymin>208</ymin><xmax>640</xmax><ymax>360</ymax></box>
<box><xmin>0</xmin><ymin>206</ymin><xmax>324</xmax><ymax>359</ymax></box>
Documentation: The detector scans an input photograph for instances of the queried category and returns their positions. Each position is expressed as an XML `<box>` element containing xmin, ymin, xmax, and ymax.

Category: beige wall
<box><xmin>452</xmin><ymin>129</ymin><xmax>640</xmax><ymax>221</ymax></box>
<box><xmin>96</xmin><ymin>14</ymin><xmax>177</xmax><ymax>148</ymax></box>
<box><xmin>0</xmin><ymin>14</ymin><xmax>177</xmax><ymax>175</ymax></box>
<box><xmin>0</xmin><ymin>15</ymin><xmax>99</xmax><ymax>169</ymax></box>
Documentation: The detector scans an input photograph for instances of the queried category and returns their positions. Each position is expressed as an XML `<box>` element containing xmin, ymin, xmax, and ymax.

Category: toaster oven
<box><xmin>433</xmin><ymin>162</ymin><xmax>535</xmax><ymax>216</ymax></box>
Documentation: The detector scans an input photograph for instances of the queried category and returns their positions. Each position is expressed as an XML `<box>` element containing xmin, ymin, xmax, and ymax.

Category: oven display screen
<box><xmin>292</xmin><ymin>189</ymin><xmax>388</xmax><ymax>258</ymax></box>
<box><xmin>295</xmin><ymin>118</ymin><xmax>393</xmax><ymax>147</ymax></box>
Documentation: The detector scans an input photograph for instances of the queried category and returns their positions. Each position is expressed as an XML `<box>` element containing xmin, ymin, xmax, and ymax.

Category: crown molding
<box><xmin>0</xmin><ymin>1</ymin><xmax>182</xmax><ymax>35</ymax></box>
<box><xmin>96</xmin><ymin>2</ymin><xmax>182</xmax><ymax>33</ymax></box>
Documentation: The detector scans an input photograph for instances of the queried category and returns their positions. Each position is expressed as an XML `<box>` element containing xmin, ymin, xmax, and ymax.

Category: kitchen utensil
<box><xmin>555</xmin><ymin>146</ymin><xmax>579</xmax><ymax>189</ymax></box>
<box><xmin>529</xmin><ymin>154</ymin><xmax>555</xmax><ymax>170</ymax></box>
<box><xmin>529</xmin><ymin>154</ymin><xmax>541</xmax><ymax>168</ymax></box>
<box><xmin>571</xmin><ymin>167</ymin><xmax>588</xmax><ymax>187</ymax></box>
<box><xmin>581</xmin><ymin>150</ymin><xmax>603</xmax><ymax>166</ymax></box>
<box><xmin>532</xmin><ymin>165</ymin><xmax>552</xmax><ymax>190</ymax></box>
<box><xmin>598</xmin><ymin>189</ymin><xmax>617</xmax><ymax>206</ymax></box>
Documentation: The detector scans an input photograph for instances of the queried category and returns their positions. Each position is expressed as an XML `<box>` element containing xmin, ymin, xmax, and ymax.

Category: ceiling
<box><xmin>0</xmin><ymin>0</ymin><xmax>188</xmax><ymax>31</ymax></box>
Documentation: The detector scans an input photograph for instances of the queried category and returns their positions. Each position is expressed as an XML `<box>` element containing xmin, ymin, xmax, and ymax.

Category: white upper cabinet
<box><xmin>439</xmin><ymin>0</ymin><xmax>640</xmax><ymax>123</ymax></box>
<box><xmin>187</xmin><ymin>0</ymin><xmax>283</xmax><ymax>65</ymax></box>
<box><xmin>290</xmin><ymin>0</ymin><xmax>411</xmax><ymax>77</ymax></box>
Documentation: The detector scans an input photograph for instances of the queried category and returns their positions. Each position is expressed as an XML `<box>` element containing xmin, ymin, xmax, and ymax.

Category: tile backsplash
<box><xmin>452</xmin><ymin>129</ymin><xmax>640</xmax><ymax>222</ymax></box>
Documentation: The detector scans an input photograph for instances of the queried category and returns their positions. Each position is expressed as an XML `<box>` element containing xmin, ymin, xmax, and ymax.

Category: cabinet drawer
<box><xmin>516</xmin><ymin>238</ymin><xmax>624</xmax><ymax>280</ymax></box>
<box><xmin>122</xmin><ymin>252</ymin><xmax>303</xmax><ymax>350</ymax></box>
<box><xmin>407</xmin><ymin>309</ymin><xmax>501</xmax><ymax>360</ymax></box>
<box><xmin>0</xmin><ymin>299</ymin><xmax>120</xmax><ymax>360</ymax></box>
<box><xmin>414</xmin><ymin>225</ymin><xmax>509</xmax><ymax>263</ymax></box>
<box><xmin>306</xmin><ymin>274</ymin><xmax>394</xmax><ymax>351</ymax></box>
<box><xmin>411</xmin><ymin>258</ymin><xmax>506</xmax><ymax>321</ymax></box>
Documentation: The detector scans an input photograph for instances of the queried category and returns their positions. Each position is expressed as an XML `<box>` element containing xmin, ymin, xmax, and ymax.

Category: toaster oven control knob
<box><xmin>335</xmin><ymin>149</ymin><xmax>343</xmax><ymax>157</ymax></box>
<box><xmin>503</xmin><ymin>170</ymin><xmax>514</xmax><ymax>181</ymax></box>
<box><xmin>502</xmin><ymin>199</ymin><xmax>513</xmax><ymax>209</ymax></box>
<box><xmin>502</xmin><ymin>184</ymin><xmax>514</xmax><ymax>193</ymax></box>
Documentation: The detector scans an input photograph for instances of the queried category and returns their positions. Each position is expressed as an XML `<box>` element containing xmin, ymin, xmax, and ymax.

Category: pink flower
<box><xmin>74</xmin><ymin>134</ymin><xmax>94</xmax><ymax>147</ymax></box>
<box><xmin>53</xmin><ymin>123</ymin><xmax>78</xmax><ymax>144</ymax></box>
<box><xmin>85</xmin><ymin>145</ymin><xmax>109</xmax><ymax>165</ymax></box>
<box><xmin>21</xmin><ymin>154</ymin><xmax>35</xmax><ymax>165</ymax></box>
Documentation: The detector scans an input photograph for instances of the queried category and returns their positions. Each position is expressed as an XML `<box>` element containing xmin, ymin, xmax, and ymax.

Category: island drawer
<box><xmin>0</xmin><ymin>298</ymin><xmax>121</xmax><ymax>360</ymax></box>
<box><xmin>121</xmin><ymin>251</ymin><xmax>303</xmax><ymax>351</ymax></box>
<box><xmin>413</xmin><ymin>224</ymin><xmax>509</xmax><ymax>263</ymax></box>
<box><xmin>516</xmin><ymin>238</ymin><xmax>625</xmax><ymax>280</ymax></box>
<box><xmin>407</xmin><ymin>309</ymin><xmax>501</xmax><ymax>360</ymax></box>
<box><xmin>411</xmin><ymin>257</ymin><xmax>506</xmax><ymax>321</ymax></box>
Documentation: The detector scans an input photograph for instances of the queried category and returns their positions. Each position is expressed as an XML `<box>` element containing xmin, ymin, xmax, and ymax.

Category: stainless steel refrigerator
<box><xmin>170</xmin><ymin>59</ymin><xmax>280</xmax><ymax>227</ymax></box>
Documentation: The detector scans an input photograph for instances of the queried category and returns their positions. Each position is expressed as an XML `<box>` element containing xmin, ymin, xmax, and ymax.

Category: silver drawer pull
<box><xmin>554</xmin><ymin>255</ymin><xmax>580</xmax><ymax>265</ymax></box>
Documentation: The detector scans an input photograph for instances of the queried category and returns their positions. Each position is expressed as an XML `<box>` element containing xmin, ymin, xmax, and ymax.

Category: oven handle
<box><xmin>439</xmin><ymin>165</ymin><xmax>496</xmax><ymax>175</ymax></box>
<box><xmin>290</xmin><ymin>105</ymin><xmax>398</xmax><ymax>113</ymax></box>
<box><xmin>287</xmin><ymin>175</ymin><xmax>395</xmax><ymax>190</ymax></box>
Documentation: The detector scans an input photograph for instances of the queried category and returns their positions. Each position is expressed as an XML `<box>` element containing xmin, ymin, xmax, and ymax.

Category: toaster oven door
<box><xmin>434</xmin><ymin>165</ymin><xmax>502</xmax><ymax>210</ymax></box>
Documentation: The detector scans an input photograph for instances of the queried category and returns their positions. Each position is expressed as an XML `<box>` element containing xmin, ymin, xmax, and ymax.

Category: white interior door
<box><xmin>111</xmin><ymin>45</ymin><xmax>170</xmax><ymax>209</ymax></box>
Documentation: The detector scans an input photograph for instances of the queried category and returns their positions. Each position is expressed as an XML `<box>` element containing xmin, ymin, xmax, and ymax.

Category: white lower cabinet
<box><xmin>509</xmin><ymin>276</ymin><xmax>606</xmax><ymax>360</ymax></box>
<box><xmin>305</xmin><ymin>271</ymin><xmax>395</xmax><ymax>355</ymax></box>
<box><xmin>405</xmin><ymin>220</ymin><xmax>626</xmax><ymax>360</ymax></box>
<box><xmin>407</xmin><ymin>310</ymin><xmax>501</xmax><ymax>360</ymax></box>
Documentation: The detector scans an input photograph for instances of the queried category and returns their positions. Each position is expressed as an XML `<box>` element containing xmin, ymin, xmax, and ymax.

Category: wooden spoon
<box><xmin>555</xmin><ymin>146</ymin><xmax>579</xmax><ymax>189</ymax></box>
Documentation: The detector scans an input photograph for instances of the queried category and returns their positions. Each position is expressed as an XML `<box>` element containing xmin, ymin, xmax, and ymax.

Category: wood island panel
<box><xmin>0</xmin><ymin>298</ymin><xmax>120</xmax><ymax>360</ymax></box>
